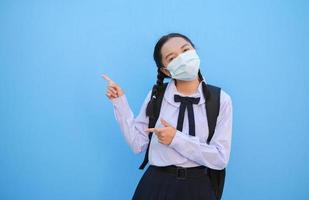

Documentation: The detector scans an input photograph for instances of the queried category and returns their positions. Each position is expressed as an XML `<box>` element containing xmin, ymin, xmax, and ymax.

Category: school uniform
<box><xmin>111</xmin><ymin>78</ymin><xmax>233</xmax><ymax>200</ymax></box>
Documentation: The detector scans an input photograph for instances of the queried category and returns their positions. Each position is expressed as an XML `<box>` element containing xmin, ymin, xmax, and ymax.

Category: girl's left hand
<box><xmin>145</xmin><ymin>118</ymin><xmax>176</xmax><ymax>145</ymax></box>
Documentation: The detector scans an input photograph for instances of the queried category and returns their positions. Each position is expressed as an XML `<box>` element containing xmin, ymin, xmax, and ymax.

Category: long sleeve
<box><xmin>168</xmin><ymin>90</ymin><xmax>233</xmax><ymax>170</ymax></box>
<box><xmin>111</xmin><ymin>90</ymin><xmax>152</xmax><ymax>154</ymax></box>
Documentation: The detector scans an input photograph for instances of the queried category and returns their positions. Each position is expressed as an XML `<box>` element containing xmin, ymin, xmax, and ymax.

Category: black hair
<box><xmin>146</xmin><ymin>33</ymin><xmax>210</xmax><ymax>118</ymax></box>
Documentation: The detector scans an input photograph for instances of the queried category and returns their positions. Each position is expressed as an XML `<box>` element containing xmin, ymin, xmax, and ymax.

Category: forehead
<box><xmin>161</xmin><ymin>37</ymin><xmax>191</xmax><ymax>56</ymax></box>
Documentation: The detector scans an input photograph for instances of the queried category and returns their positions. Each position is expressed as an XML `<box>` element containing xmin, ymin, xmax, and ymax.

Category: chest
<box><xmin>155</xmin><ymin>98</ymin><xmax>210</xmax><ymax>143</ymax></box>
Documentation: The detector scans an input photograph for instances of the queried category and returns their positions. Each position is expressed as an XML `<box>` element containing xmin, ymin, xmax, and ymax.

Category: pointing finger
<box><xmin>145</xmin><ymin>128</ymin><xmax>157</xmax><ymax>133</ymax></box>
<box><xmin>145</xmin><ymin>128</ymin><xmax>162</xmax><ymax>136</ymax></box>
<box><xmin>102</xmin><ymin>74</ymin><xmax>114</xmax><ymax>84</ymax></box>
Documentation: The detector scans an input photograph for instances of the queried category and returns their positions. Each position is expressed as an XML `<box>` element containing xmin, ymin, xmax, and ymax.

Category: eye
<box><xmin>183</xmin><ymin>48</ymin><xmax>190</xmax><ymax>52</ymax></box>
<box><xmin>168</xmin><ymin>57</ymin><xmax>175</xmax><ymax>62</ymax></box>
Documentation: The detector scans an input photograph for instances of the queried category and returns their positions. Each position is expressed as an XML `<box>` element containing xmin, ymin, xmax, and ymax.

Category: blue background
<box><xmin>1</xmin><ymin>0</ymin><xmax>308</xmax><ymax>199</ymax></box>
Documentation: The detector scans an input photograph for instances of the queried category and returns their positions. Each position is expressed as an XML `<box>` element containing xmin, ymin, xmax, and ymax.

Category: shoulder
<box><xmin>206</xmin><ymin>84</ymin><xmax>232</xmax><ymax>103</ymax></box>
<box><xmin>220</xmin><ymin>89</ymin><xmax>232</xmax><ymax>104</ymax></box>
<box><xmin>219</xmin><ymin>89</ymin><xmax>232</xmax><ymax>113</ymax></box>
<box><xmin>145</xmin><ymin>82</ymin><xmax>170</xmax><ymax>101</ymax></box>
<box><xmin>206</xmin><ymin>83</ymin><xmax>232</xmax><ymax>107</ymax></box>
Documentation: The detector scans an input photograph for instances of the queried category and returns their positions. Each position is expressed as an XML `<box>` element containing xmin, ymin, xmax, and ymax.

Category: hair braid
<box><xmin>146</xmin><ymin>68</ymin><xmax>167</xmax><ymax>118</ymax></box>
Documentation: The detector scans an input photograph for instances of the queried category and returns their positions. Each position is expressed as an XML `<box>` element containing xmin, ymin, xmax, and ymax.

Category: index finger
<box><xmin>145</xmin><ymin>128</ymin><xmax>161</xmax><ymax>134</ymax></box>
<box><xmin>102</xmin><ymin>74</ymin><xmax>114</xmax><ymax>84</ymax></box>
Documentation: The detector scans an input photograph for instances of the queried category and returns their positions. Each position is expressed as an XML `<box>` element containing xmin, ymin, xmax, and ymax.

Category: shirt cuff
<box><xmin>111</xmin><ymin>94</ymin><xmax>126</xmax><ymax>106</ymax></box>
<box><xmin>111</xmin><ymin>94</ymin><xmax>132</xmax><ymax>117</ymax></box>
<box><xmin>169</xmin><ymin>130</ymin><xmax>184</xmax><ymax>148</ymax></box>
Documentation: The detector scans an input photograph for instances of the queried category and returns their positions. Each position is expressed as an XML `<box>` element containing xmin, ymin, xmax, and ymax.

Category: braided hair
<box><xmin>146</xmin><ymin>33</ymin><xmax>210</xmax><ymax>118</ymax></box>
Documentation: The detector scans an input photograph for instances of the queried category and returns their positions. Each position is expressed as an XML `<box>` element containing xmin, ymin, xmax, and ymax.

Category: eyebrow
<box><xmin>181</xmin><ymin>43</ymin><xmax>190</xmax><ymax>49</ymax></box>
<box><xmin>165</xmin><ymin>43</ymin><xmax>191</xmax><ymax>60</ymax></box>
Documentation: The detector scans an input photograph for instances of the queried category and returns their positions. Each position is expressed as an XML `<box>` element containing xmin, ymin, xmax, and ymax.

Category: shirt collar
<box><xmin>163</xmin><ymin>78</ymin><xmax>206</xmax><ymax>107</ymax></box>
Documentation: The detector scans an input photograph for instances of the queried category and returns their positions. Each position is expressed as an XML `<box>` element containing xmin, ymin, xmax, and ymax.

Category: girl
<box><xmin>103</xmin><ymin>33</ymin><xmax>233</xmax><ymax>200</ymax></box>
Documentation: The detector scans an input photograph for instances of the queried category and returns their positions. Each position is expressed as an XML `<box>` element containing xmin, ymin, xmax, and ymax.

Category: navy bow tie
<box><xmin>174</xmin><ymin>94</ymin><xmax>200</xmax><ymax>136</ymax></box>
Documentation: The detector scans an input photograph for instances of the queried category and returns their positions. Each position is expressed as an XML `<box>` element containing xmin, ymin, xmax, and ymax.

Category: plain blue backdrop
<box><xmin>1</xmin><ymin>0</ymin><xmax>308</xmax><ymax>199</ymax></box>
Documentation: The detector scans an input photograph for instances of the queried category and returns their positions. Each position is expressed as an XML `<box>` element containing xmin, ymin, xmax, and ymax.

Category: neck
<box><xmin>174</xmin><ymin>77</ymin><xmax>201</xmax><ymax>96</ymax></box>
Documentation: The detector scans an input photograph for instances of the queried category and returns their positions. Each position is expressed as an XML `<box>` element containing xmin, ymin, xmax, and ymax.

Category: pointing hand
<box><xmin>102</xmin><ymin>74</ymin><xmax>124</xmax><ymax>100</ymax></box>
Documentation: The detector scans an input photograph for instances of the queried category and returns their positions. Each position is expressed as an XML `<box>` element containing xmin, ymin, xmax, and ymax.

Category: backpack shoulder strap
<box><xmin>203</xmin><ymin>83</ymin><xmax>226</xmax><ymax>200</ymax></box>
<box><xmin>139</xmin><ymin>82</ymin><xmax>168</xmax><ymax>170</ymax></box>
<box><xmin>148</xmin><ymin>82</ymin><xmax>168</xmax><ymax>132</ymax></box>
<box><xmin>205</xmin><ymin>84</ymin><xmax>221</xmax><ymax>144</ymax></box>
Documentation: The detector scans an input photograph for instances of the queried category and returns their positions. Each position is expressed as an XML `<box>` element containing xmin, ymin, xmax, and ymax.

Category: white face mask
<box><xmin>166</xmin><ymin>49</ymin><xmax>200</xmax><ymax>81</ymax></box>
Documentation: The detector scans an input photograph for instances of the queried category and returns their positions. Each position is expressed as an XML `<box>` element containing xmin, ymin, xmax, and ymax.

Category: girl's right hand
<box><xmin>102</xmin><ymin>74</ymin><xmax>124</xmax><ymax>100</ymax></box>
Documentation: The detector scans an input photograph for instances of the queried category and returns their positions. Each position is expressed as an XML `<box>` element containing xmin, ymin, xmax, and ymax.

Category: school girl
<box><xmin>103</xmin><ymin>33</ymin><xmax>233</xmax><ymax>200</ymax></box>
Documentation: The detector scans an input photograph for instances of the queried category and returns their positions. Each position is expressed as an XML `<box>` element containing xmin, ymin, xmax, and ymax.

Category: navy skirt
<box><xmin>132</xmin><ymin>165</ymin><xmax>217</xmax><ymax>200</ymax></box>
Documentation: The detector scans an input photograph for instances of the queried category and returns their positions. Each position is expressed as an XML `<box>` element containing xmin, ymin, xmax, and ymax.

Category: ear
<box><xmin>159</xmin><ymin>67</ymin><xmax>171</xmax><ymax>77</ymax></box>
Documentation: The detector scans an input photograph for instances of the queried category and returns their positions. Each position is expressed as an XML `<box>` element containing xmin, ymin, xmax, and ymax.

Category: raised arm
<box><xmin>102</xmin><ymin>74</ymin><xmax>151</xmax><ymax>154</ymax></box>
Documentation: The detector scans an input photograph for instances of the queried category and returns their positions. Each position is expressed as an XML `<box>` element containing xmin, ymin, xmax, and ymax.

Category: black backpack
<box><xmin>139</xmin><ymin>82</ymin><xmax>226</xmax><ymax>200</ymax></box>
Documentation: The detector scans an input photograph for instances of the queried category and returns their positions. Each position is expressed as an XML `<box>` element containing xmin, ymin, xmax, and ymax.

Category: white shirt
<box><xmin>111</xmin><ymin>79</ymin><xmax>233</xmax><ymax>170</ymax></box>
